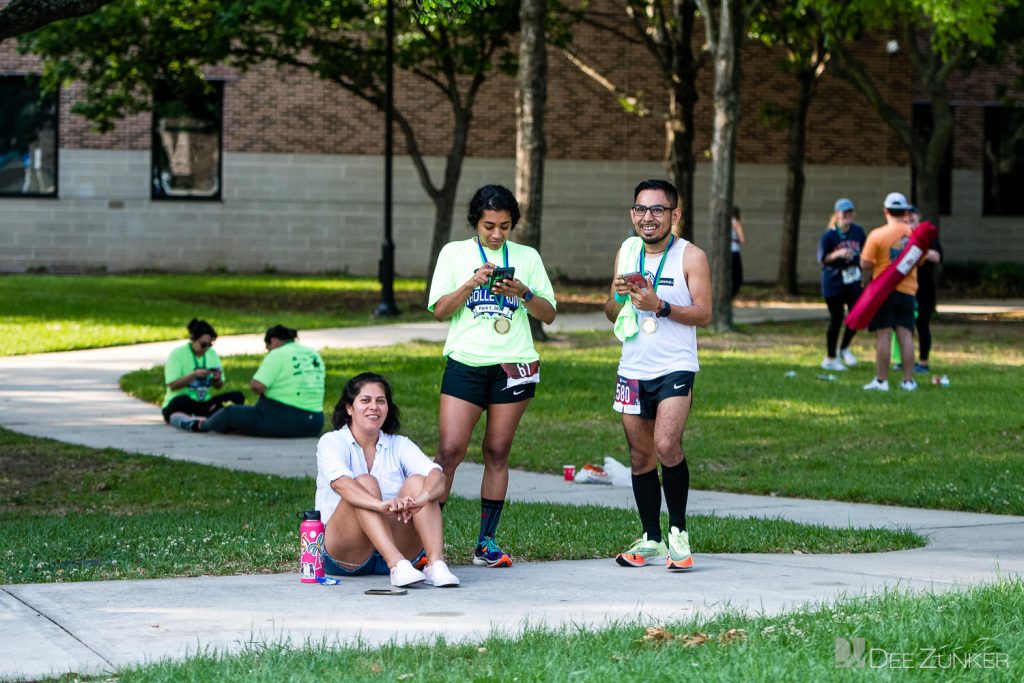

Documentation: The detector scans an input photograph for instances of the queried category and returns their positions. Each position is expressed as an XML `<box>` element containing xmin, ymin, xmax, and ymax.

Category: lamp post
<box><xmin>375</xmin><ymin>0</ymin><xmax>400</xmax><ymax>317</ymax></box>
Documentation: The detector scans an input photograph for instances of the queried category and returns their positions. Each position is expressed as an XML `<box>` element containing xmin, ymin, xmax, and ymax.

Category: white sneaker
<box><xmin>900</xmin><ymin>379</ymin><xmax>918</xmax><ymax>392</ymax></box>
<box><xmin>821</xmin><ymin>357</ymin><xmax>847</xmax><ymax>372</ymax></box>
<box><xmin>840</xmin><ymin>348</ymin><xmax>858</xmax><ymax>366</ymax></box>
<box><xmin>863</xmin><ymin>378</ymin><xmax>889</xmax><ymax>391</ymax></box>
<box><xmin>390</xmin><ymin>559</ymin><xmax>426</xmax><ymax>587</ymax></box>
<box><xmin>423</xmin><ymin>560</ymin><xmax>460</xmax><ymax>587</ymax></box>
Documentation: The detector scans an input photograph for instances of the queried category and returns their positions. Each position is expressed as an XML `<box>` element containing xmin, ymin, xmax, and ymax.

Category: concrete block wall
<box><xmin>2</xmin><ymin>149</ymin><xmax>1022</xmax><ymax>281</ymax></box>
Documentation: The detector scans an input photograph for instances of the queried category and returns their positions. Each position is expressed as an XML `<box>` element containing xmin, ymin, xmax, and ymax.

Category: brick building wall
<box><xmin>2</xmin><ymin>9</ymin><xmax>1022</xmax><ymax>279</ymax></box>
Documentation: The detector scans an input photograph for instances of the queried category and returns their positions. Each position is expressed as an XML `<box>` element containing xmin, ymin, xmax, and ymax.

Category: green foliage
<box><xmin>20</xmin><ymin>0</ymin><xmax>520</xmax><ymax>131</ymax></box>
<box><xmin>939</xmin><ymin>261</ymin><xmax>1024</xmax><ymax>298</ymax></box>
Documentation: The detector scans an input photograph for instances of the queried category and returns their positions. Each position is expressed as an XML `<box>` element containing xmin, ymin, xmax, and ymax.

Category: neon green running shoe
<box><xmin>666</xmin><ymin>526</ymin><xmax>694</xmax><ymax>571</ymax></box>
<box><xmin>615</xmin><ymin>533</ymin><xmax>668</xmax><ymax>567</ymax></box>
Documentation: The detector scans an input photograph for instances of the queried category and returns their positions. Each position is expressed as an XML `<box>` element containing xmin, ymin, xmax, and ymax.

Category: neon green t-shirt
<box><xmin>427</xmin><ymin>237</ymin><xmax>556</xmax><ymax>366</ymax></box>
<box><xmin>252</xmin><ymin>342</ymin><xmax>326</xmax><ymax>413</ymax></box>
<box><xmin>162</xmin><ymin>343</ymin><xmax>224</xmax><ymax>408</ymax></box>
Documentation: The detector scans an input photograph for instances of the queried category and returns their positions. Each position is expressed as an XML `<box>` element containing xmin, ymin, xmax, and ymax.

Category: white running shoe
<box><xmin>863</xmin><ymin>378</ymin><xmax>889</xmax><ymax>391</ymax></box>
<box><xmin>821</xmin><ymin>357</ymin><xmax>848</xmax><ymax>372</ymax></box>
<box><xmin>423</xmin><ymin>560</ymin><xmax>460</xmax><ymax>587</ymax></box>
<box><xmin>390</xmin><ymin>559</ymin><xmax>426</xmax><ymax>587</ymax></box>
<box><xmin>840</xmin><ymin>348</ymin><xmax>858</xmax><ymax>367</ymax></box>
<box><xmin>900</xmin><ymin>379</ymin><xmax>918</xmax><ymax>392</ymax></box>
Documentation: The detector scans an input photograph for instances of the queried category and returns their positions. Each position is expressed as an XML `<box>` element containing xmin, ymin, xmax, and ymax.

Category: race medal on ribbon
<box><xmin>494</xmin><ymin>318</ymin><xmax>512</xmax><ymax>335</ymax></box>
<box><xmin>641</xmin><ymin>317</ymin><xmax>658</xmax><ymax>334</ymax></box>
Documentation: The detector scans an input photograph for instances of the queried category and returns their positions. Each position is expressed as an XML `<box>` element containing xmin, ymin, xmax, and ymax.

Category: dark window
<box><xmin>0</xmin><ymin>75</ymin><xmax>58</xmax><ymax>198</ymax></box>
<box><xmin>910</xmin><ymin>103</ymin><xmax>952</xmax><ymax>215</ymax></box>
<box><xmin>983</xmin><ymin>105</ymin><xmax>1024</xmax><ymax>216</ymax></box>
<box><xmin>151</xmin><ymin>81</ymin><xmax>223</xmax><ymax>200</ymax></box>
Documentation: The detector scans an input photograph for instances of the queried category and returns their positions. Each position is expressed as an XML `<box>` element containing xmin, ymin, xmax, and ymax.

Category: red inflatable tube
<box><xmin>845</xmin><ymin>220</ymin><xmax>939</xmax><ymax>330</ymax></box>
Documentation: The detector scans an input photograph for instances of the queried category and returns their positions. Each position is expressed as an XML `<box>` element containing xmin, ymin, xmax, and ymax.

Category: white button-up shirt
<box><xmin>315</xmin><ymin>426</ymin><xmax>441</xmax><ymax>524</ymax></box>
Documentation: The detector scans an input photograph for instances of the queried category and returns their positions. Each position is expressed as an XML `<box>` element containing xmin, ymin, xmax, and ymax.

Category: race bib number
<box><xmin>612</xmin><ymin>375</ymin><xmax>641</xmax><ymax>414</ymax></box>
<box><xmin>841</xmin><ymin>266</ymin><xmax>861</xmax><ymax>285</ymax></box>
<box><xmin>501</xmin><ymin>361</ymin><xmax>540</xmax><ymax>389</ymax></box>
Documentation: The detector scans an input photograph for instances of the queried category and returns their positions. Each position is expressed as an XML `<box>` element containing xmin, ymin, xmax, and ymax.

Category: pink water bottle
<box><xmin>298</xmin><ymin>510</ymin><xmax>325</xmax><ymax>583</ymax></box>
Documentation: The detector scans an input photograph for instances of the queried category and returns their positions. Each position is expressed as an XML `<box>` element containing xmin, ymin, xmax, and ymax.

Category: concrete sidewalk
<box><xmin>1</xmin><ymin>303</ymin><xmax>1023</xmax><ymax>680</ymax></box>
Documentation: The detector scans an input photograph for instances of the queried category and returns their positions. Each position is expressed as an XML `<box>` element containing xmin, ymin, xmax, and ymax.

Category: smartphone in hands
<box><xmin>488</xmin><ymin>266</ymin><xmax>516</xmax><ymax>289</ymax></box>
<box><xmin>622</xmin><ymin>271</ymin><xmax>648</xmax><ymax>289</ymax></box>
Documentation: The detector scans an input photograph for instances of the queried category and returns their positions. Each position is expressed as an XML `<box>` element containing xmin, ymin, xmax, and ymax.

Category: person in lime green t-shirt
<box><xmin>184</xmin><ymin>325</ymin><xmax>325</xmax><ymax>438</ymax></box>
<box><xmin>163</xmin><ymin>319</ymin><xmax>245</xmax><ymax>426</ymax></box>
<box><xmin>427</xmin><ymin>184</ymin><xmax>557</xmax><ymax>568</ymax></box>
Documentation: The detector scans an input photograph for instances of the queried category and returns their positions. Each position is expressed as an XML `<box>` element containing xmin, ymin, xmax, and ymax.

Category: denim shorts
<box><xmin>322</xmin><ymin>547</ymin><xmax>426</xmax><ymax>577</ymax></box>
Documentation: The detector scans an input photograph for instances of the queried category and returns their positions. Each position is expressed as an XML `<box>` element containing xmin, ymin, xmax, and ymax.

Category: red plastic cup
<box><xmin>563</xmin><ymin>465</ymin><xmax>576</xmax><ymax>481</ymax></box>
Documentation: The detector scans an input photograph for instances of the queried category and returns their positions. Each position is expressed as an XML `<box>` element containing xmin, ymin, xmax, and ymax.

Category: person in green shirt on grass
<box><xmin>173</xmin><ymin>324</ymin><xmax>325</xmax><ymax>437</ymax></box>
<box><xmin>164</xmin><ymin>319</ymin><xmax>245</xmax><ymax>426</ymax></box>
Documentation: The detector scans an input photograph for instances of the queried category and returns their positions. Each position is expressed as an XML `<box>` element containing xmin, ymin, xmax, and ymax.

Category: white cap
<box><xmin>883</xmin><ymin>192</ymin><xmax>913</xmax><ymax>211</ymax></box>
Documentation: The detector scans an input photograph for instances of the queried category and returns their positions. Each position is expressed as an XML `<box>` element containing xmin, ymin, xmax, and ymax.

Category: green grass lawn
<box><xmin>81</xmin><ymin>580</ymin><xmax>1024</xmax><ymax>681</ymax></box>
<box><xmin>121</xmin><ymin>317</ymin><xmax>1024</xmax><ymax>515</ymax></box>
<box><xmin>0</xmin><ymin>273</ymin><xmax>434</xmax><ymax>355</ymax></box>
<box><xmin>0</xmin><ymin>273</ymin><xmax>612</xmax><ymax>356</ymax></box>
<box><xmin>0</xmin><ymin>428</ymin><xmax>921</xmax><ymax>584</ymax></box>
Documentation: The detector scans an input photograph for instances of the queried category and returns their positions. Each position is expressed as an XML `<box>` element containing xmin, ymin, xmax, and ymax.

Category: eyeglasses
<box><xmin>631</xmin><ymin>204</ymin><xmax>675</xmax><ymax>218</ymax></box>
<box><xmin>842</xmin><ymin>210</ymin><xmax>854</xmax><ymax>215</ymax></box>
<box><xmin>196</xmin><ymin>340</ymin><xmax>213</xmax><ymax>349</ymax></box>
<box><xmin>887</xmin><ymin>209</ymin><xmax>908</xmax><ymax>217</ymax></box>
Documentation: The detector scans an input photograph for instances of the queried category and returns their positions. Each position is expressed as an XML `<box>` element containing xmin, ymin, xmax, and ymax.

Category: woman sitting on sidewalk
<box><xmin>163</xmin><ymin>319</ymin><xmax>244</xmax><ymax>425</ymax></box>
<box><xmin>315</xmin><ymin>372</ymin><xmax>459</xmax><ymax>588</ymax></box>
<box><xmin>173</xmin><ymin>325</ymin><xmax>325</xmax><ymax>437</ymax></box>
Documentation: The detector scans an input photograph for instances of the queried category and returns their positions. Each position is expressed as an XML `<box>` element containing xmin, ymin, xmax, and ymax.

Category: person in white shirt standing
<box><xmin>604</xmin><ymin>179</ymin><xmax>712</xmax><ymax>572</ymax></box>
<box><xmin>315</xmin><ymin>372</ymin><xmax>459</xmax><ymax>588</ymax></box>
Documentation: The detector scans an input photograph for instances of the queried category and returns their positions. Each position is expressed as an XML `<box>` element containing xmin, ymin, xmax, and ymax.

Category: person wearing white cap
<box><xmin>859</xmin><ymin>192</ymin><xmax>921</xmax><ymax>391</ymax></box>
<box><xmin>817</xmin><ymin>198</ymin><xmax>867</xmax><ymax>371</ymax></box>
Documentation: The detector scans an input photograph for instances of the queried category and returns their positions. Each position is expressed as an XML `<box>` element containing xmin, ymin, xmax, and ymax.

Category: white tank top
<box><xmin>617</xmin><ymin>238</ymin><xmax>700</xmax><ymax>379</ymax></box>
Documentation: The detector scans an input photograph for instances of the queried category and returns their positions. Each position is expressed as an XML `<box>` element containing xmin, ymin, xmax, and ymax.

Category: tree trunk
<box><xmin>666</xmin><ymin>0</ymin><xmax>699</xmax><ymax>241</ymax></box>
<box><xmin>514</xmin><ymin>0</ymin><xmax>549</xmax><ymax>341</ymax></box>
<box><xmin>707</xmin><ymin>0</ymin><xmax>743</xmax><ymax>332</ymax></box>
<box><xmin>423</xmin><ymin>107</ymin><xmax>471</xmax><ymax>297</ymax></box>
<box><xmin>776</xmin><ymin>68</ymin><xmax>813</xmax><ymax>294</ymax></box>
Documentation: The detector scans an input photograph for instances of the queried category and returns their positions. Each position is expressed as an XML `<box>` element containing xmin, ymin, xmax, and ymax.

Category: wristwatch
<box><xmin>522</xmin><ymin>289</ymin><xmax>534</xmax><ymax>303</ymax></box>
<box><xmin>656</xmin><ymin>299</ymin><xmax>671</xmax><ymax>318</ymax></box>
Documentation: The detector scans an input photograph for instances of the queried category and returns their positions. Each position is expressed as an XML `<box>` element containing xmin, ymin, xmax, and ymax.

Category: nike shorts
<box><xmin>440</xmin><ymin>358</ymin><xmax>535</xmax><ymax>409</ymax></box>
<box><xmin>637</xmin><ymin>370</ymin><xmax>695</xmax><ymax>420</ymax></box>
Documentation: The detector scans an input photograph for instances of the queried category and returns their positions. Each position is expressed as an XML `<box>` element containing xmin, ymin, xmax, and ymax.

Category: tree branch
<box><xmin>0</xmin><ymin>0</ymin><xmax>115</xmax><ymax>42</ymax></box>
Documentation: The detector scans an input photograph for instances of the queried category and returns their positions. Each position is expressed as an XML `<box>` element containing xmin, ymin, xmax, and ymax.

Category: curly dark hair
<box><xmin>466</xmin><ymin>184</ymin><xmax>520</xmax><ymax>229</ymax></box>
<box><xmin>264</xmin><ymin>324</ymin><xmax>298</xmax><ymax>346</ymax></box>
<box><xmin>331</xmin><ymin>372</ymin><xmax>401</xmax><ymax>434</ymax></box>
<box><xmin>187</xmin><ymin>318</ymin><xmax>217</xmax><ymax>340</ymax></box>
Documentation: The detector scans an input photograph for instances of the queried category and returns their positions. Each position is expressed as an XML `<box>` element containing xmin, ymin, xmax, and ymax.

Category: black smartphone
<box><xmin>365</xmin><ymin>588</ymin><xmax>408</xmax><ymax>596</ymax></box>
<box><xmin>488</xmin><ymin>266</ymin><xmax>516</xmax><ymax>289</ymax></box>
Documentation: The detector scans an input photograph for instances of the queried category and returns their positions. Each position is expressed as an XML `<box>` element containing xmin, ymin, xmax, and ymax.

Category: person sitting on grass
<box><xmin>172</xmin><ymin>324</ymin><xmax>325</xmax><ymax>437</ymax></box>
<box><xmin>164</xmin><ymin>319</ymin><xmax>244</xmax><ymax>428</ymax></box>
<box><xmin>316</xmin><ymin>372</ymin><xmax>459</xmax><ymax>588</ymax></box>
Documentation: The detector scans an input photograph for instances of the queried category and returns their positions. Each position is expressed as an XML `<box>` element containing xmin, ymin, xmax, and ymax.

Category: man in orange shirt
<box><xmin>859</xmin><ymin>192</ymin><xmax>920</xmax><ymax>392</ymax></box>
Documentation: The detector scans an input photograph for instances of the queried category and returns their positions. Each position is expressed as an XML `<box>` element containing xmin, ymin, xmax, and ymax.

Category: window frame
<box><xmin>0</xmin><ymin>73</ymin><xmax>60</xmax><ymax>199</ymax></box>
<box><xmin>150</xmin><ymin>79</ymin><xmax>224</xmax><ymax>202</ymax></box>
<box><xmin>982</xmin><ymin>104</ymin><xmax>1024</xmax><ymax>217</ymax></box>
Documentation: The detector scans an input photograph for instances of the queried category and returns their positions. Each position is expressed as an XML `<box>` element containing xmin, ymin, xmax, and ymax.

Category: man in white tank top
<box><xmin>603</xmin><ymin>179</ymin><xmax>712</xmax><ymax>573</ymax></box>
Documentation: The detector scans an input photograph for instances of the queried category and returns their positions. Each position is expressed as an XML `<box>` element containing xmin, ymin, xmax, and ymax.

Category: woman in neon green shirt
<box><xmin>427</xmin><ymin>185</ymin><xmax>557</xmax><ymax>568</ymax></box>
<box><xmin>180</xmin><ymin>325</ymin><xmax>326</xmax><ymax>437</ymax></box>
<box><xmin>163</xmin><ymin>319</ymin><xmax>244</xmax><ymax>426</ymax></box>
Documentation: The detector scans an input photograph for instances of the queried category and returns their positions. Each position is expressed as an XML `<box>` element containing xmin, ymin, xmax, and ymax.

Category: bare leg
<box><xmin>396</xmin><ymin>475</ymin><xmax>446</xmax><ymax>565</ymax></box>
<box><xmin>896</xmin><ymin>326</ymin><xmax>915</xmax><ymax>382</ymax></box>
<box><xmin>622</xmin><ymin>414</ymin><xmax>657</xmax><ymax>475</ymax></box>
<box><xmin>479</xmin><ymin>400</ymin><xmax>531</xmax><ymax>500</ymax></box>
<box><xmin>435</xmin><ymin>394</ymin><xmax>484</xmax><ymax>502</ymax></box>
<box><xmin>324</xmin><ymin>474</ymin><xmax>407</xmax><ymax>569</ymax></box>
<box><xmin>875</xmin><ymin>328</ymin><xmax>892</xmax><ymax>382</ymax></box>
